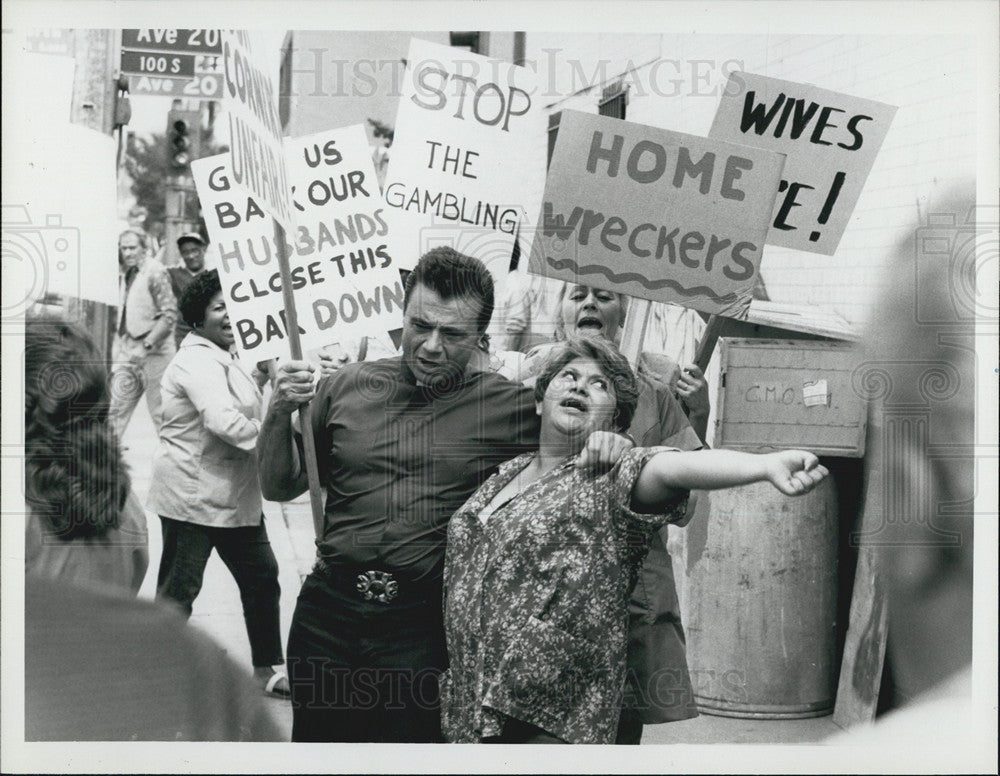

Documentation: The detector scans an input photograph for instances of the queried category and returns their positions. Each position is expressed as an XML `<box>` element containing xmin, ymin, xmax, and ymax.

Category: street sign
<box><xmin>120</xmin><ymin>49</ymin><xmax>195</xmax><ymax>78</ymax></box>
<box><xmin>122</xmin><ymin>29</ymin><xmax>222</xmax><ymax>54</ymax></box>
<box><xmin>126</xmin><ymin>53</ymin><xmax>223</xmax><ymax>100</ymax></box>
<box><xmin>128</xmin><ymin>73</ymin><xmax>223</xmax><ymax>99</ymax></box>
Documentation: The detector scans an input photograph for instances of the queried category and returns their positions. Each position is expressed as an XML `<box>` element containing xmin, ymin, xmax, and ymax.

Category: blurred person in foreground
<box><xmin>25</xmin><ymin>319</ymin><xmax>148</xmax><ymax>593</ymax></box>
<box><xmin>520</xmin><ymin>283</ymin><xmax>711</xmax><ymax>743</ymax></box>
<box><xmin>147</xmin><ymin>269</ymin><xmax>290</xmax><ymax>698</ymax></box>
<box><xmin>23</xmin><ymin>318</ymin><xmax>281</xmax><ymax>741</ymax></box>
<box><xmin>441</xmin><ymin>337</ymin><xmax>828</xmax><ymax>743</ymax></box>
<box><xmin>826</xmin><ymin>188</ymin><xmax>979</xmax><ymax>747</ymax></box>
<box><xmin>109</xmin><ymin>227</ymin><xmax>178</xmax><ymax>436</ymax></box>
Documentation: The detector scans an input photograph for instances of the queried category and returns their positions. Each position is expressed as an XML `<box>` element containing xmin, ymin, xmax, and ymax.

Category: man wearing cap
<box><xmin>167</xmin><ymin>232</ymin><xmax>208</xmax><ymax>347</ymax></box>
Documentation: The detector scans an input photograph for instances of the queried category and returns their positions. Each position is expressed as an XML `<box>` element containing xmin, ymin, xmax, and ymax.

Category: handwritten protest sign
<box><xmin>192</xmin><ymin>125</ymin><xmax>403</xmax><ymax>363</ymax></box>
<box><xmin>528</xmin><ymin>110</ymin><xmax>785</xmax><ymax>319</ymax></box>
<box><xmin>219</xmin><ymin>30</ymin><xmax>293</xmax><ymax>229</ymax></box>
<box><xmin>382</xmin><ymin>38</ymin><xmax>545</xmax><ymax>278</ymax></box>
<box><xmin>710</xmin><ymin>72</ymin><xmax>896</xmax><ymax>255</ymax></box>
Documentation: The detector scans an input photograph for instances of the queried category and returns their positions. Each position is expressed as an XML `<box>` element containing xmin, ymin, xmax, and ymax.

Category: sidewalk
<box><xmin>123</xmin><ymin>400</ymin><xmax>841</xmax><ymax>746</ymax></box>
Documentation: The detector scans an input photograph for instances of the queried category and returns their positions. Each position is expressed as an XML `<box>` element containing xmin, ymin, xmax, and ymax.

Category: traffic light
<box><xmin>166</xmin><ymin>109</ymin><xmax>202</xmax><ymax>171</ymax></box>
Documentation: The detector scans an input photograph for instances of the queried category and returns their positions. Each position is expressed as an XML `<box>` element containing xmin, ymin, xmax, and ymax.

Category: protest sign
<box><xmin>528</xmin><ymin>110</ymin><xmax>786</xmax><ymax>319</ymax></box>
<box><xmin>192</xmin><ymin>125</ymin><xmax>404</xmax><ymax>363</ymax></box>
<box><xmin>382</xmin><ymin>38</ymin><xmax>546</xmax><ymax>278</ymax></box>
<box><xmin>219</xmin><ymin>30</ymin><xmax>293</xmax><ymax>229</ymax></box>
<box><xmin>2</xmin><ymin>49</ymin><xmax>118</xmax><ymax>311</ymax></box>
<box><xmin>710</xmin><ymin>72</ymin><xmax>897</xmax><ymax>255</ymax></box>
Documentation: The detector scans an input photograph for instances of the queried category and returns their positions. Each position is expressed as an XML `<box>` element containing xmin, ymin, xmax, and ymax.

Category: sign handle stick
<box><xmin>619</xmin><ymin>298</ymin><xmax>652</xmax><ymax>371</ymax></box>
<box><xmin>272</xmin><ymin>219</ymin><xmax>325</xmax><ymax>539</ymax></box>
<box><xmin>694</xmin><ymin>314</ymin><xmax>726</xmax><ymax>373</ymax></box>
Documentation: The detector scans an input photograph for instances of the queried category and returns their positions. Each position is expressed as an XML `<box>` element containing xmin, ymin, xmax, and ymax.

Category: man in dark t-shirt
<box><xmin>259</xmin><ymin>248</ymin><xmax>626</xmax><ymax>742</ymax></box>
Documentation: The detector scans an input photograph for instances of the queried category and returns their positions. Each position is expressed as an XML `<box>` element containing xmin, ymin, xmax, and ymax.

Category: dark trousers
<box><xmin>483</xmin><ymin>718</ymin><xmax>567</xmax><ymax>744</ymax></box>
<box><xmin>286</xmin><ymin>570</ymin><xmax>446</xmax><ymax>743</ymax></box>
<box><xmin>156</xmin><ymin>516</ymin><xmax>283</xmax><ymax>668</ymax></box>
<box><xmin>615</xmin><ymin>708</ymin><xmax>643</xmax><ymax>744</ymax></box>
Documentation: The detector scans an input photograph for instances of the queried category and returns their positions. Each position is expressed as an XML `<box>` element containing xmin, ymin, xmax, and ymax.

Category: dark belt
<box><xmin>312</xmin><ymin>556</ymin><xmax>440</xmax><ymax>605</ymax></box>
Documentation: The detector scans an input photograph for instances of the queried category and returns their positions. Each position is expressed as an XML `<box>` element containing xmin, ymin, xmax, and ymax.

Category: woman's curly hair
<box><xmin>24</xmin><ymin>319</ymin><xmax>130</xmax><ymax>540</ymax></box>
<box><xmin>533</xmin><ymin>336</ymin><xmax>639</xmax><ymax>432</ymax></box>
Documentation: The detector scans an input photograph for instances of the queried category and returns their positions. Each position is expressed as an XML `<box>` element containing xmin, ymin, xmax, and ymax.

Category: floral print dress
<box><xmin>441</xmin><ymin>447</ymin><xmax>687</xmax><ymax>744</ymax></box>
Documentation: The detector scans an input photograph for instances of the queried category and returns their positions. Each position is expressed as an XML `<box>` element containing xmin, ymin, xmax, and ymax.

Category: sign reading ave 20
<box><xmin>122</xmin><ymin>29</ymin><xmax>222</xmax><ymax>54</ymax></box>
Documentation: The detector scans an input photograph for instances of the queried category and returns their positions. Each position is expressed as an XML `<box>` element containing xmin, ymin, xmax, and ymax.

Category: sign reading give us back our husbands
<box><xmin>529</xmin><ymin>110</ymin><xmax>786</xmax><ymax>319</ymax></box>
<box><xmin>193</xmin><ymin>125</ymin><xmax>403</xmax><ymax>362</ymax></box>
<box><xmin>383</xmin><ymin>38</ymin><xmax>546</xmax><ymax>278</ymax></box>
<box><xmin>710</xmin><ymin>72</ymin><xmax>897</xmax><ymax>255</ymax></box>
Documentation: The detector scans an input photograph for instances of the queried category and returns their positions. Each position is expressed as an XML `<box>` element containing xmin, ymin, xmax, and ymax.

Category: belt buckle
<box><xmin>356</xmin><ymin>570</ymin><xmax>398</xmax><ymax>604</ymax></box>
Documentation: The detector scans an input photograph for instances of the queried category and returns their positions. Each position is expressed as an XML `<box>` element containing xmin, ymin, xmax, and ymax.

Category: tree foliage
<box><xmin>123</xmin><ymin>132</ymin><xmax>170</xmax><ymax>231</ymax></box>
<box><xmin>122</xmin><ymin>130</ymin><xmax>228</xmax><ymax>231</ymax></box>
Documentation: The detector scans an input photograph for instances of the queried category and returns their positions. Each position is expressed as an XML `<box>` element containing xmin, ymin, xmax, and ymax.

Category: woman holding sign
<box><xmin>441</xmin><ymin>337</ymin><xmax>827</xmax><ymax>743</ymax></box>
<box><xmin>520</xmin><ymin>283</ymin><xmax>710</xmax><ymax>742</ymax></box>
<box><xmin>147</xmin><ymin>269</ymin><xmax>290</xmax><ymax>699</ymax></box>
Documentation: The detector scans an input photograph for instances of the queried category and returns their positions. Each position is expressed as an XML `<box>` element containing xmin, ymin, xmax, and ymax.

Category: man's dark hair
<box><xmin>402</xmin><ymin>247</ymin><xmax>494</xmax><ymax>333</ymax></box>
<box><xmin>534</xmin><ymin>337</ymin><xmax>640</xmax><ymax>432</ymax></box>
<box><xmin>179</xmin><ymin>269</ymin><xmax>223</xmax><ymax>328</ymax></box>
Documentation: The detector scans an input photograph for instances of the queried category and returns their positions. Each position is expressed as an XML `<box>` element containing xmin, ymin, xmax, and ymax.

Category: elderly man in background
<box><xmin>109</xmin><ymin>228</ymin><xmax>177</xmax><ymax>436</ymax></box>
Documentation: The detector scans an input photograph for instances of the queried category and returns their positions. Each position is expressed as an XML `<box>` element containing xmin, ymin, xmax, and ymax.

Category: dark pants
<box><xmin>615</xmin><ymin>708</ymin><xmax>643</xmax><ymax>744</ymax></box>
<box><xmin>286</xmin><ymin>570</ymin><xmax>446</xmax><ymax>743</ymax></box>
<box><xmin>156</xmin><ymin>516</ymin><xmax>283</xmax><ymax>668</ymax></box>
<box><xmin>483</xmin><ymin>718</ymin><xmax>567</xmax><ymax>744</ymax></box>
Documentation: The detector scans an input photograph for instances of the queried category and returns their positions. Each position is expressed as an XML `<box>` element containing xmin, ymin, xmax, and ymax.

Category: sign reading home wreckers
<box><xmin>219</xmin><ymin>30</ymin><xmax>293</xmax><ymax>229</ymax></box>
<box><xmin>192</xmin><ymin>125</ymin><xmax>403</xmax><ymax>362</ymax></box>
<box><xmin>382</xmin><ymin>38</ymin><xmax>545</xmax><ymax>278</ymax></box>
<box><xmin>710</xmin><ymin>72</ymin><xmax>897</xmax><ymax>255</ymax></box>
<box><xmin>528</xmin><ymin>110</ymin><xmax>786</xmax><ymax>319</ymax></box>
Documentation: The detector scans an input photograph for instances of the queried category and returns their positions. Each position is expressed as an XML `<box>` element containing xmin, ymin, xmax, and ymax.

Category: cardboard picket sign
<box><xmin>219</xmin><ymin>30</ymin><xmax>294</xmax><ymax>230</ymax></box>
<box><xmin>528</xmin><ymin>110</ymin><xmax>786</xmax><ymax>320</ymax></box>
<box><xmin>192</xmin><ymin>125</ymin><xmax>404</xmax><ymax>363</ymax></box>
<box><xmin>710</xmin><ymin>72</ymin><xmax>897</xmax><ymax>255</ymax></box>
<box><xmin>382</xmin><ymin>38</ymin><xmax>546</xmax><ymax>280</ymax></box>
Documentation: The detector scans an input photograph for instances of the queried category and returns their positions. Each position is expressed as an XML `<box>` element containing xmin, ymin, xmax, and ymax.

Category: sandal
<box><xmin>263</xmin><ymin>671</ymin><xmax>291</xmax><ymax>699</ymax></box>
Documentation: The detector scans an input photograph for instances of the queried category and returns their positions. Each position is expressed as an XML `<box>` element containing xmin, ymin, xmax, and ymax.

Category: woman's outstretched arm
<box><xmin>631</xmin><ymin>448</ymin><xmax>829</xmax><ymax>513</ymax></box>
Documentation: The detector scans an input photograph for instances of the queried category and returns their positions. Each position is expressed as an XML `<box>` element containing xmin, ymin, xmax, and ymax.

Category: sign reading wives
<box><xmin>529</xmin><ymin>110</ymin><xmax>786</xmax><ymax>319</ymax></box>
<box><xmin>382</xmin><ymin>38</ymin><xmax>546</xmax><ymax>279</ymax></box>
<box><xmin>193</xmin><ymin>125</ymin><xmax>403</xmax><ymax>362</ymax></box>
<box><xmin>710</xmin><ymin>72</ymin><xmax>897</xmax><ymax>255</ymax></box>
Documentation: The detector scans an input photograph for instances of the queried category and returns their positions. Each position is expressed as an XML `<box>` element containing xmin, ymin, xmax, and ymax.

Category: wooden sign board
<box><xmin>715</xmin><ymin>338</ymin><xmax>866</xmax><ymax>456</ymax></box>
<box><xmin>528</xmin><ymin>110</ymin><xmax>785</xmax><ymax>319</ymax></box>
<box><xmin>710</xmin><ymin>73</ymin><xmax>897</xmax><ymax>255</ymax></box>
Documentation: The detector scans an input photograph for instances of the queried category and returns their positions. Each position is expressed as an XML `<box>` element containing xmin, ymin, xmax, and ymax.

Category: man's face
<box><xmin>179</xmin><ymin>242</ymin><xmax>205</xmax><ymax>273</ymax></box>
<box><xmin>400</xmin><ymin>283</ymin><xmax>483</xmax><ymax>386</ymax></box>
<box><xmin>119</xmin><ymin>233</ymin><xmax>144</xmax><ymax>268</ymax></box>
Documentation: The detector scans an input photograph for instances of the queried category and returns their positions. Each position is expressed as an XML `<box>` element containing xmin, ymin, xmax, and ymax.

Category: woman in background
<box><xmin>147</xmin><ymin>269</ymin><xmax>289</xmax><ymax>698</ymax></box>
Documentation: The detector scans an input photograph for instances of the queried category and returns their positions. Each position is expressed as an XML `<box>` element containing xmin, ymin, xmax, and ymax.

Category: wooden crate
<box><xmin>715</xmin><ymin>338</ymin><xmax>866</xmax><ymax>457</ymax></box>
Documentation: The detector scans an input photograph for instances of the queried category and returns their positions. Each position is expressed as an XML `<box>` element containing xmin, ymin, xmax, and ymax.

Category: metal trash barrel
<box><xmin>679</xmin><ymin>477</ymin><xmax>839</xmax><ymax>718</ymax></box>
